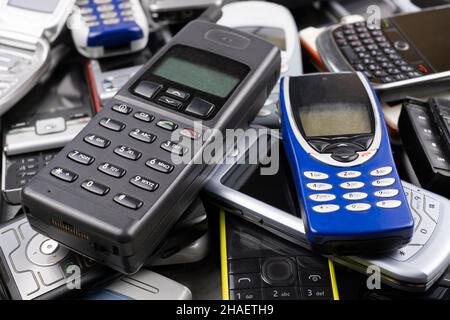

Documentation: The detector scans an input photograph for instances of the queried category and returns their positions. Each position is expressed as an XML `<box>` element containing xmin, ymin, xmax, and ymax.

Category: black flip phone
<box><xmin>22</xmin><ymin>20</ymin><xmax>281</xmax><ymax>274</ymax></box>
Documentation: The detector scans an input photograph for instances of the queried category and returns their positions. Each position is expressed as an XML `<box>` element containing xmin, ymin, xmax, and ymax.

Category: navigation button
<box><xmin>308</xmin><ymin>194</ymin><xmax>336</xmax><ymax>202</ymax></box>
<box><xmin>166</xmin><ymin>87</ymin><xmax>189</xmax><ymax>100</ymax></box>
<box><xmin>370</xmin><ymin>166</ymin><xmax>392</xmax><ymax>177</ymax></box>
<box><xmin>312</xmin><ymin>204</ymin><xmax>339</xmax><ymax>213</ymax></box>
<box><xmin>158</xmin><ymin>95</ymin><xmax>183</xmax><ymax>109</ymax></box>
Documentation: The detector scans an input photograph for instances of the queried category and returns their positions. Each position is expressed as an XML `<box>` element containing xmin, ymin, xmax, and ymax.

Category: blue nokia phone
<box><xmin>280</xmin><ymin>72</ymin><xmax>414</xmax><ymax>255</ymax></box>
<box><xmin>72</xmin><ymin>0</ymin><xmax>149</xmax><ymax>58</ymax></box>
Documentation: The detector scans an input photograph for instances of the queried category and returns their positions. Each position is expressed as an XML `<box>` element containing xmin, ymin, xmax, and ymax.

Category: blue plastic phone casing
<box><xmin>79</xmin><ymin>0</ymin><xmax>144</xmax><ymax>47</ymax></box>
<box><xmin>279</xmin><ymin>74</ymin><xmax>414</xmax><ymax>250</ymax></box>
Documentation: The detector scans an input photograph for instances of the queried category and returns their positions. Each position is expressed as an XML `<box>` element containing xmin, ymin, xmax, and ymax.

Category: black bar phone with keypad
<box><xmin>399</xmin><ymin>97</ymin><xmax>450</xmax><ymax>197</ymax></box>
<box><xmin>21</xmin><ymin>20</ymin><xmax>281</xmax><ymax>274</ymax></box>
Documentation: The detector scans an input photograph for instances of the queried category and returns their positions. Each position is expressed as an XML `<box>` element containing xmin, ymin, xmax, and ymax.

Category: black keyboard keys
<box><xmin>51</xmin><ymin>167</ymin><xmax>78</xmax><ymax>182</ymax></box>
<box><xmin>133</xmin><ymin>111</ymin><xmax>154</xmax><ymax>123</ymax></box>
<box><xmin>81</xmin><ymin>180</ymin><xmax>110</xmax><ymax>196</ymax></box>
<box><xmin>130</xmin><ymin>176</ymin><xmax>159</xmax><ymax>192</ymax></box>
<box><xmin>98</xmin><ymin>162</ymin><xmax>126</xmax><ymax>178</ymax></box>
<box><xmin>84</xmin><ymin>134</ymin><xmax>110</xmax><ymax>148</ymax></box>
<box><xmin>68</xmin><ymin>150</ymin><xmax>95</xmax><ymax>165</ymax></box>
<box><xmin>99</xmin><ymin>118</ymin><xmax>125</xmax><ymax>132</ymax></box>
<box><xmin>146</xmin><ymin>158</ymin><xmax>174</xmax><ymax>174</ymax></box>
<box><xmin>161</xmin><ymin>140</ymin><xmax>186</xmax><ymax>156</ymax></box>
<box><xmin>114</xmin><ymin>145</ymin><xmax>142</xmax><ymax>161</ymax></box>
<box><xmin>113</xmin><ymin>193</ymin><xmax>143</xmax><ymax>210</ymax></box>
<box><xmin>129</xmin><ymin>128</ymin><xmax>156</xmax><ymax>143</ymax></box>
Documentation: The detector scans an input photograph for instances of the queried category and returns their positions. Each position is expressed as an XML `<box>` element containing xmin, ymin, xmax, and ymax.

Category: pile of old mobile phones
<box><xmin>220</xmin><ymin>211</ymin><xmax>338</xmax><ymax>300</ymax></box>
<box><xmin>217</xmin><ymin>0</ymin><xmax>302</xmax><ymax>129</ymax></box>
<box><xmin>280</xmin><ymin>72</ymin><xmax>413</xmax><ymax>255</ymax></box>
<box><xmin>0</xmin><ymin>198</ymin><xmax>208</xmax><ymax>300</ymax></box>
<box><xmin>2</xmin><ymin>59</ymin><xmax>93</xmax><ymax>205</ymax></box>
<box><xmin>399</xmin><ymin>97</ymin><xmax>450</xmax><ymax>197</ymax></box>
<box><xmin>316</xmin><ymin>6</ymin><xmax>450</xmax><ymax>101</ymax></box>
<box><xmin>204</xmin><ymin>128</ymin><xmax>450</xmax><ymax>292</ymax></box>
<box><xmin>0</xmin><ymin>0</ymin><xmax>75</xmax><ymax>115</ymax></box>
<box><xmin>70</xmin><ymin>0</ymin><xmax>149</xmax><ymax>58</ymax></box>
<box><xmin>21</xmin><ymin>20</ymin><xmax>281</xmax><ymax>274</ymax></box>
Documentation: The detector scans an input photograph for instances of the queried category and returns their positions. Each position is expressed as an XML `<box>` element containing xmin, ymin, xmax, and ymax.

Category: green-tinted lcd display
<box><xmin>152</xmin><ymin>56</ymin><xmax>241</xmax><ymax>98</ymax></box>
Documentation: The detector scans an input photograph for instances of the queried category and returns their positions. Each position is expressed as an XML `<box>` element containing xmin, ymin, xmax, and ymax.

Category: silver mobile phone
<box><xmin>0</xmin><ymin>0</ymin><xmax>75</xmax><ymax>115</ymax></box>
<box><xmin>204</xmin><ymin>128</ymin><xmax>450</xmax><ymax>292</ymax></box>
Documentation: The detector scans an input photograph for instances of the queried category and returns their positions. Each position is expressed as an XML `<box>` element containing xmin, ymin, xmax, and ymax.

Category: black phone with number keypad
<box><xmin>220</xmin><ymin>212</ymin><xmax>338</xmax><ymax>300</ymax></box>
<box><xmin>21</xmin><ymin>20</ymin><xmax>281</xmax><ymax>274</ymax></box>
<box><xmin>399</xmin><ymin>97</ymin><xmax>450</xmax><ymax>197</ymax></box>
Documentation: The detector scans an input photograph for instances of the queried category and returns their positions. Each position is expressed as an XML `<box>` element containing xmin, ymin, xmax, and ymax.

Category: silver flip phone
<box><xmin>204</xmin><ymin>128</ymin><xmax>450</xmax><ymax>292</ymax></box>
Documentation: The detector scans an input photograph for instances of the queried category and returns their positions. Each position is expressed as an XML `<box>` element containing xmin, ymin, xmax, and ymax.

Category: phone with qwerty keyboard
<box><xmin>22</xmin><ymin>20</ymin><xmax>281</xmax><ymax>274</ymax></box>
<box><xmin>316</xmin><ymin>6</ymin><xmax>450</xmax><ymax>101</ymax></box>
